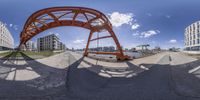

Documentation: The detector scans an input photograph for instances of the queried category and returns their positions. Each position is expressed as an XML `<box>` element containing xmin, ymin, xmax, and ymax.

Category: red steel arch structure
<box><xmin>19</xmin><ymin>7</ymin><xmax>129</xmax><ymax>60</ymax></box>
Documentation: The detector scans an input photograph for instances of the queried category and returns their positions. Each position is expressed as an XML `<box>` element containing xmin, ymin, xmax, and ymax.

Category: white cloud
<box><xmin>4</xmin><ymin>23</ymin><xmax>7</xmax><ymax>26</ymax></box>
<box><xmin>108</xmin><ymin>12</ymin><xmax>133</xmax><ymax>27</ymax></box>
<box><xmin>151</xmin><ymin>41</ymin><xmax>156</xmax><ymax>44</ymax></box>
<box><xmin>132</xmin><ymin>31</ymin><xmax>140</xmax><ymax>36</ymax></box>
<box><xmin>165</xmin><ymin>15</ymin><xmax>171</xmax><ymax>18</ymax></box>
<box><xmin>48</xmin><ymin>32</ymin><xmax>52</xmax><ymax>35</ymax></box>
<box><xmin>55</xmin><ymin>33</ymin><xmax>59</xmax><ymax>36</ymax></box>
<box><xmin>48</xmin><ymin>32</ymin><xmax>60</xmax><ymax>36</ymax></box>
<box><xmin>13</xmin><ymin>25</ymin><xmax>18</xmax><ymax>30</ymax></box>
<box><xmin>169</xmin><ymin>39</ymin><xmax>177</xmax><ymax>43</ymax></box>
<box><xmin>9</xmin><ymin>24</ymin><xmax>18</xmax><ymax>30</ymax></box>
<box><xmin>132</xmin><ymin>33</ymin><xmax>139</xmax><ymax>36</ymax></box>
<box><xmin>9</xmin><ymin>24</ymin><xmax>13</xmax><ymax>27</ymax></box>
<box><xmin>140</xmin><ymin>30</ymin><xmax>160</xmax><ymax>38</ymax></box>
<box><xmin>73</xmin><ymin>39</ymin><xmax>85</xmax><ymax>44</ymax></box>
<box><xmin>131</xmin><ymin>23</ymin><xmax>140</xmax><ymax>30</ymax></box>
<box><xmin>146</xmin><ymin>13</ymin><xmax>152</xmax><ymax>17</ymax></box>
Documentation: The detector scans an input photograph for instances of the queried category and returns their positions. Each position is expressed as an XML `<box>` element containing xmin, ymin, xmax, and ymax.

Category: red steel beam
<box><xmin>19</xmin><ymin>6</ymin><xmax>129</xmax><ymax>60</ymax></box>
<box><xmin>88</xmin><ymin>51</ymin><xmax>120</xmax><ymax>55</ymax></box>
<box><xmin>84</xmin><ymin>31</ymin><xmax>93</xmax><ymax>56</ymax></box>
<box><xmin>90</xmin><ymin>35</ymin><xmax>112</xmax><ymax>42</ymax></box>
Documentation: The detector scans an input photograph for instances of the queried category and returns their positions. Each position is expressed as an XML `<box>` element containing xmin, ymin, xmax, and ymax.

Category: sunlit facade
<box><xmin>184</xmin><ymin>21</ymin><xmax>200</xmax><ymax>51</ymax></box>
<box><xmin>37</xmin><ymin>34</ymin><xmax>65</xmax><ymax>51</ymax></box>
<box><xmin>0</xmin><ymin>21</ymin><xmax>14</xmax><ymax>50</ymax></box>
<box><xmin>26</xmin><ymin>41</ymin><xmax>36</xmax><ymax>51</ymax></box>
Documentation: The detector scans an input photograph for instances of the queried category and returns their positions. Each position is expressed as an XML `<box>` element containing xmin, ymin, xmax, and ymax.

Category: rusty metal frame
<box><xmin>19</xmin><ymin>6</ymin><xmax>129</xmax><ymax>60</ymax></box>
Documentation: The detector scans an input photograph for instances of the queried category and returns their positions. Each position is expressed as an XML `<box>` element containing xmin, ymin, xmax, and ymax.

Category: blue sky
<box><xmin>0</xmin><ymin>0</ymin><xmax>200</xmax><ymax>49</ymax></box>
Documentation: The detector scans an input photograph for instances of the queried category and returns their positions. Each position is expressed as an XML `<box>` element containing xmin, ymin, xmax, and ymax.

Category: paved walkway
<box><xmin>66</xmin><ymin>52</ymin><xmax>199</xmax><ymax>100</ymax></box>
<box><xmin>70</xmin><ymin>51</ymin><xmax>168</xmax><ymax>78</ymax></box>
<box><xmin>0</xmin><ymin>52</ymin><xmax>74</xmax><ymax>98</ymax></box>
<box><xmin>170</xmin><ymin>52</ymin><xmax>200</xmax><ymax>98</ymax></box>
<box><xmin>0</xmin><ymin>51</ymin><xmax>200</xmax><ymax>100</ymax></box>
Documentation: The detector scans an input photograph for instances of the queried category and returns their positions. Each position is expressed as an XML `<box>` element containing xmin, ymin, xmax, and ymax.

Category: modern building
<box><xmin>26</xmin><ymin>41</ymin><xmax>36</xmax><ymax>51</ymax></box>
<box><xmin>184</xmin><ymin>21</ymin><xmax>200</xmax><ymax>51</ymax></box>
<box><xmin>0</xmin><ymin>21</ymin><xmax>14</xmax><ymax>50</ymax></box>
<box><xmin>58</xmin><ymin>41</ymin><xmax>66</xmax><ymax>51</ymax></box>
<box><xmin>37</xmin><ymin>34</ymin><xmax>65</xmax><ymax>51</ymax></box>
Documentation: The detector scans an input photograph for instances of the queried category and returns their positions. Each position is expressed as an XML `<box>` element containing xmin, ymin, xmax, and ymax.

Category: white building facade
<box><xmin>26</xmin><ymin>41</ymin><xmax>36</xmax><ymax>51</ymax></box>
<box><xmin>184</xmin><ymin>21</ymin><xmax>200</xmax><ymax>51</ymax></box>
<box><xmin>0</xmin><ymin>21</ymin><xmax>14</xmax><ymax>50</ymax></box>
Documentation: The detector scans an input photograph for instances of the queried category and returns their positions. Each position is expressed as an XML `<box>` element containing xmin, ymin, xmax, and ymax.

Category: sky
<box><xmin>0</xmin><ymin>0</ymin><xmax>200</xmax><ymax>49</ymax></box>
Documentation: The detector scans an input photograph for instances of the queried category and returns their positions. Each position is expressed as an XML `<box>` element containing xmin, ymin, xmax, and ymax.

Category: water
<box><xmin>124</xmin><ymin>51</ymin><xmax>142</xmax><ymax>58</ymax></box>
<box><xmin>75</xmin><ymin>51</ymin><xmax>142</xmax><ymax>59</ymax></box>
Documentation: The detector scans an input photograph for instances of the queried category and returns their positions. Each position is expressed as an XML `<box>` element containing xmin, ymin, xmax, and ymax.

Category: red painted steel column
<box><xmin>108</xmin><ymin>29</ymin><xmax>124</xmax><ymax>59</ymax></box>
<box><xmin>84</xmin><ymin>31</ymin><xmax>93</xmax><ymax>56</ymax></box>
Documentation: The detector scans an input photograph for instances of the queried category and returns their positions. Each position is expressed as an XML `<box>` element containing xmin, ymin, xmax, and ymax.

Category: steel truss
<box><xmin>19</xmin><ymin>7</ymin><xmax>129</xmax><ymax>60</ymax></box>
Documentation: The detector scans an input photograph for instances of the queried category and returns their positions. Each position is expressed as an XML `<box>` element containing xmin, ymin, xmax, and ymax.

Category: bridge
<box><xmin>19</xmin><ymin>6</ymin><xmax>129</xmax><ymax>60</ymax></box>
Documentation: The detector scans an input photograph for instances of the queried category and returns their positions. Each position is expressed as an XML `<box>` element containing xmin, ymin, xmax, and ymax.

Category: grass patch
<box><xmin>0</xmin><ymin>51</ymin><xmax>12</xmax><ymax>57</ymax></box>
<box><xmin>22</xmin><ymin>51</ymin><xmax>62</xmax><ymax>59</ymax></box>
<box><xmin>22</xmin><ymin>51</ymin><xmax>57</xmax><ymax>57</ymax></box>
<box><xmin>0</xmin><ymin>51</ymin><xmax>63</xmax><ymax>59</ymax></box>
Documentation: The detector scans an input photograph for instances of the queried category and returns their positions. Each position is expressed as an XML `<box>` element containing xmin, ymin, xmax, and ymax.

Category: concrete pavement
<box><xmin>0</xmin><ymin>51</ymin><xmax>200</xmax><ymax>100</ymax></box>
<box><xmin>69</xmin><ymin>51</ymin><xmax>168</xmax><ymax>78</ymax></box>
<box><xmin>66</xmin><ymin>52</ymin><xmax>199</xmax><ymax>100</ymax></box>
<box><xmin>0</xmin><ymin>52</ymin><xmax>74</xmax><ymax>98</ymax></box>
<box><xmin>170</xmin><ymin>52</ymin><xmax>200</xmax><ymax>98</ymax></box>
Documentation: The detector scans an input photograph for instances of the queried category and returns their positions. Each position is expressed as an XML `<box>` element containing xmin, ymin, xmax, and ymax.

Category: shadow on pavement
<box><xmin>66</xmin><ymin>54</ymin><xmax>200</xmax><ymax>100</ymax></box>
<box><xmin>171</xmin><ymin>59</ymin><xmax>200</xmax><ymax>98</ymax></box>
<box><xmin>0</xmin><ymin>51</ymin><xmax>75</xmax><ymax>100</ymax></box>
<box><xmin>0</xmin><ymin>52</ymin><xmax>200</xmax><ymax>100</ymax></box>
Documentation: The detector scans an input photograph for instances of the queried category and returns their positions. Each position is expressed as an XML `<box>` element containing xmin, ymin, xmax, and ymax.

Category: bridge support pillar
<box><xmin>84</xmin><ymin>31</ymin><xmax>93</xmax><ymax>56</ymax></box>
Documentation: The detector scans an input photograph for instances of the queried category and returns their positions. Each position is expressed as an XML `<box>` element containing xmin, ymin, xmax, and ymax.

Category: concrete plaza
<box><xmin>0</xmin><ymin>51</ymin><xmax>200</xmax><ymax>100</ymax></box>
